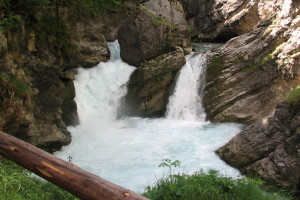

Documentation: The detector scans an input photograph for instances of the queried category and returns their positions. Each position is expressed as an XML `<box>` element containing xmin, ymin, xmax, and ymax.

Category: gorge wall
<box><xmin>0</xmin><ymin>4</ymin><xmax>131</xmax><ymax>152</ymax></box>
<box><xmin>193</xmin><ymin>0</ymin><xmax>300</xmax><ymax>189</ymax></box>
<box><xmin>0</xmin><ymin>0</ymin><xmax>299</xmax><ymax>190</ymax></box>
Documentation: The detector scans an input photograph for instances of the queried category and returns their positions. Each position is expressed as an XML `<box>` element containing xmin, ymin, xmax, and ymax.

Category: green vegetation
<box><xmin>138</xmin><ymin>6</ymin><xmax>178</xmax><ymax>30</ymax></box>
<box><xmin>152</xmin><ymin>16</ymin><xmax>178</xmax><ymax>30</ymax></box>
<box><xmin>143</xmin><ymin>159</ymin><xmax>292</xmax><ymax>200</ymax></box>
<box><xmin>175</xmin><ymin>6</ymin><xmax>184</xmax><ymax>13</ymax></box>
<box><xmin>34</xmin><ymin>15</ymin><xmax>76</xmax><ymax>58</ymax></box>
<box><xmin>0</xmin><ymin>0</ymin><xmax>122</xmax><ymax>58</ymax></box>
<box><xmin>0</xmin><ymin>159</ymin><xmax>79</xmax><ymax>200</ymax></box>
<box><xmin>0</xmin><ymin>73</ymin><xmax>31</xmax><ymax>98</ymax></box>
<box><xmin>241</xmin><ymin>52</ymin><xmax>275</xmax><ymax>73</ymax></box>
<box><xmin>206</xmin><ymin>56</ymin><xmax>224</xmax><ymax>80</ymax></box>
<box><xmin>186</xmin><ymin>25</ymin><xmax>192</xmax><ymax>32</ymax></box>
<box><xmin>284</xmin><ymin>85</ymin><xmax>300</xmax><ymax>110</ymax></box>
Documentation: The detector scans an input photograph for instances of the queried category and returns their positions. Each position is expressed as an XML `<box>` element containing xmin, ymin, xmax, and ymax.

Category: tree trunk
<box><xmin>0</xmin><ymin>131</ymin><xmax>149</xmax><ymax>200</ymax></box>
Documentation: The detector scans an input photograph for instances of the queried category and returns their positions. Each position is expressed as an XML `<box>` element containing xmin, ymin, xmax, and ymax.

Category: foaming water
<box><xmin>55</xmin><ymin>41</ymin><xmax>243</xmax><ymax>193</ymax></box>
<box><xmin>166</xmin><ymin>53</ymin><xmax>207</xmax><ymax>121</ymax></box>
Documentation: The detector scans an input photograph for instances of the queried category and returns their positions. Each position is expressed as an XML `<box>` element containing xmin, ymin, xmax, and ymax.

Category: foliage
<box><xmin>0</xmin><ymin>14</ymin><xmax>22</xmax><ymax>32</ymax></box>
<box><xmin>143</xmin><ymin>159</ymin><xmax>292</xmax><ymax>200</ymax></box>
<box><xmin>0</xmin><ymin>159</ymin><xmax>79</xmax><ymax>200</ymax></box>
<box><xmin>0</xmin><ymin>73</ymin><xmax>31</xmax><ymax>98</ymax></box>
<box><xmin>159</xmin><ymin>159</ymin><xmax>181</xmax><ymax>174</ymax></box>
<box><xmin>33</xmin><ymin>15</ymin><xmax>76</xmax><ymax>58</ymax></box>
<box><xmin>284</xmin><ymin>85</ymin><xmax>300</xmax><ymax>110</ymax></box>
<box><xmin>0</xmin><ymin>0</ymin><xmax>122</xmax><ymax>58</ymax></box>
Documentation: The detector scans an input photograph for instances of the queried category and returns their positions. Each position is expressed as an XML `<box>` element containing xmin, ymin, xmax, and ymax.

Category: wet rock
<box><xmin>124</xmin><ymin>50</ymin><xmax>186</xmax><ymax>116</ymax></box>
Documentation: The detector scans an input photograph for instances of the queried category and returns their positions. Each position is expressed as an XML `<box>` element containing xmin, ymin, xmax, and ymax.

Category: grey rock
<box><xmin>124</xmin><ymin>50</ymin><xmax>186</xmax><ymax>116</ymax></box>
<box><xmin>216</xmin><ymin>103</ymin><xmax>300</xmax><ymax>188</ymax></box>
<box><xmin>118</xmin><ymin>0</ymin><xmax>189</xmax><ymax>66</ymax></box>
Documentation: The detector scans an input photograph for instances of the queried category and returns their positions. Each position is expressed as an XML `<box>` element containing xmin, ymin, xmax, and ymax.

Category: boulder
<box><xmin>216</xmin><ymin>102</ymin><xmax>300</xmax><ymax>188</ymax></box>
<box><xmin>124</xmin><ymin>50</ymin><xmax>186</xmax><ymax>117</ymax></box>
<box><xmin>118</xmin><ymin>0</ymin><xmax>189</xmax><ymax>66</ymax></box>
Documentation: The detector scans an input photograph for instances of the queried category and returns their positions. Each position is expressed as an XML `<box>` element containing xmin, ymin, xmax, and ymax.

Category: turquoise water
<box><xmin>55</xmin><ymin>41</ymin><xmax>243</xmax><ymax>193</ymax></box>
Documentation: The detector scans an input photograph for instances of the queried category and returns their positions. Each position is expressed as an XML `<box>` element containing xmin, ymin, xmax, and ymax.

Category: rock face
<box><xmin>204</xmin><ymin>0</ymin><xmax>300</xmax><ymax>189</ymax></box>
<box><xmin>124</xmin><ymin>50</ymin><xmax>186</xmax><ymax>116</ymax></box>
<box><xmin>0</xmin><ymin>45</ymin><xmax>75</xmax><ymax>152</ymax></box>
<box><xmin>118</xmin><ymin>0</ymin><xmax>189</xmax><ymax>66</ymax></box>
<box><xmin>0</xmin><ymin>4</ymin><xmax>133</xmax><ymax>152</ymax></box>
<box><xmin>203</xmin><ymin>0</ymin><xmax>300</xmax><ymax>124</ymax></box>
<box><xmin>216</xmin><ymin>102</ymin><xmax>300</xmax><ymax>188</ymax></box>
<box><xmin>180</xmin><ymin>0</ymin><xmax>265</xmax><ymax>41</ymax></box>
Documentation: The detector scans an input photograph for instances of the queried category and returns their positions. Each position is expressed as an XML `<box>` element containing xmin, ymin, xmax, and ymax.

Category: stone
<box><xmin>124</xmin><ymin>50</ymin><xmax>186</xmax><ymax>117</ymax></box>
<box><xmin>0</xmin><ymin>32</ymin><xmax>8</xmax><ymax>53</ymax></box>
<box><xmin>142</xmin><ymin>0</ymin><xmax>188</xmax><ymax>29</ymax></box>
<box><xmin>216</xmin><ymin>102</ymin><xmax>300</xmax><ymax>188</ymax></box>
<box><xmin>118</xmin><ymin>0</ymin><xmax>189</xmax><ymax>66</ymax></box>
<box><xmin>72</xmin><ymin>26</ymin><xmax>110</xmax><ymax>68</ymax></box>
<box><xmin>203</xmin><ymin>0</ymin><xmax>300</xmax><ymax>124</ymax></box>
<box><xmin>179</xmin><ymin>0</ymin><xmax>273</xmax><ymax>41</ymax></box>
<box><xmin>27</xmin><ymin>32</ymin><xmax>36</xmax><ymax>52</ymax></box>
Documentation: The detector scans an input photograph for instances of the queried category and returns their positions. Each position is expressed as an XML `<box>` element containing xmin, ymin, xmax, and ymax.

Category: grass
<box><xmin>0</xmin><ymin>159</ymin><xmax>79</xmax><ymax>200</ymax></box>
<box><xmin>143</xmin><ymin>160</ymin><xmax>292</xmax><ymax>200</ymax></box>
<box><xmin>0</xmin><ymin>158</ymin><xmax>293</xmax><ymax>200</ymax></box>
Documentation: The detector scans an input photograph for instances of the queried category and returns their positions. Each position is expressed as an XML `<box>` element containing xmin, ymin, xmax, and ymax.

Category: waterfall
<box><xmin>166</xmin><ymin>52</ymin><xmax>207</xmax><ymax>121</ymax></box>
<box><xmin>55</xmin><ymin>41</ymin><xmax>242</xmax><ymax>193</ymax></box>
<box><xmin>74</xmin><ymin>41</ymin><xmax>135</xmax><ymax>128</ymax></box>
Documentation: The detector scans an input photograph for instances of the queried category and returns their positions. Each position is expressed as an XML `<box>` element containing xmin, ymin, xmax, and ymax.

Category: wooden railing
<box><xmin>0</xmin><ymin>131</ymin><xmax>149</xmax><ymax>200</ymax></box>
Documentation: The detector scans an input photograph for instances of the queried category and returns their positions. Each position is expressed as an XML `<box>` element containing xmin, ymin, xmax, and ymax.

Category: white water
<box><xmin>166</xmin><ymin>53</ymin><xmax>207</xmax><ymax>121</ymax></box>
<box><xmin>55</xmin><ymin>41</ymin><xmax>243</xmax><ymax>193</ymax></box>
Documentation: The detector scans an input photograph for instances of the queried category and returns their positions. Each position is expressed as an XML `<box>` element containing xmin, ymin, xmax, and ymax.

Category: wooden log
<box><xmin>0</xmin><ymin>131</ymin><xmax>149</xmax><ymax>200</ymax></box>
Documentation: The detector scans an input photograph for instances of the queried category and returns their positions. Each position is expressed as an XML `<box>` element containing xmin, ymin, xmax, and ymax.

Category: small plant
<box><xmin>159</xmin><ymin>159</ymin><xmax>181</xmax><ymax>174</ymax></box>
